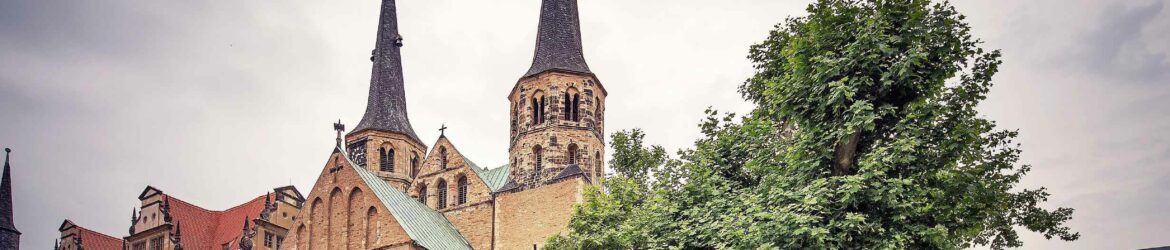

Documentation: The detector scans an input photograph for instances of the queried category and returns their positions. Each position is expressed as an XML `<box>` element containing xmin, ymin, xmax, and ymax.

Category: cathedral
<box><xmin>46</xmin><ymin>0</ymin><xmax>604</xmax><ymax>249</ymax></box>
<box><xmin>286</xmin><ymin>0</ymin><xmax>606</xmax><ymax>248</ymax></box>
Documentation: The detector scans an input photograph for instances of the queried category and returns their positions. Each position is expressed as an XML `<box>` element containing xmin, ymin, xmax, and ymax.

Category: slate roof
<box><xmin>523</xmin><ymin>0</ymin><xmax>592</xmax><ymax>78</ymax></box>
<box><xmin>342</xmin><ymin>146</ymin><xmax>473</xmax><ymax>250</ymax></box>
<box><xmin>550</xmin><ymin>163</ymin><xmax>588</xmax><ymax>183</ymax></box>
<box><xmin>350</xmin><ymin>0</ymin><xmax>422</xmax><ymax>144</ymax></box>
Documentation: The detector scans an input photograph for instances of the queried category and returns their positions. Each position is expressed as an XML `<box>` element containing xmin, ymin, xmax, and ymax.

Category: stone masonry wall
<box><xmin>347</xmin><ymin>130</ymin><xmax>428</xmax><ymax>191</ymax></box>
<box><xmin>508</xmin><ymin>71</ymin><xmax>607</xmax><ymax>188</ymax></box>
<box><xmin>285</xmin><ymin>152</ymin><xmax>413</xmax><ymax>250</ymax></box>
<box><xmin>494</xmin><ymin>177</ymin><xmax>585</xmax><ymax>250</ymax></box>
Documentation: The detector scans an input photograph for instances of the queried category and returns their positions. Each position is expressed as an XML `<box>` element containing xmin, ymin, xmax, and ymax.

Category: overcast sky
<box><xmin>1</xmin><ymin>0</ymin><xmax>1167</xmax><ymax>249</ymax></box>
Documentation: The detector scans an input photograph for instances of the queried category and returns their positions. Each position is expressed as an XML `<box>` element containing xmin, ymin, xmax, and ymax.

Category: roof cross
<box><xmin>439</xmin><ymin>124</ymin><xmax>448</xmax><ymax>136</ymax></box>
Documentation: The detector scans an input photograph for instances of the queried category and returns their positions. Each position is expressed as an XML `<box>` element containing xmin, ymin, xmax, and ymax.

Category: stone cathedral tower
<box><xmin>508</xmin><ymin>0</ymin><xmax>607</xmax><ymax>189</ymax></box>
<box><xmin>346</xmin><ymin>0</ymin><xmax>427</xmax><ymax>191</ymax></box>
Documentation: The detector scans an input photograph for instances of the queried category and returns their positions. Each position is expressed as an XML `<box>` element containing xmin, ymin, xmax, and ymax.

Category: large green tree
<box><xmin>547</xmin><ymin>0</ymin><xmax>1078</xmax><ymax>249</ymax></box>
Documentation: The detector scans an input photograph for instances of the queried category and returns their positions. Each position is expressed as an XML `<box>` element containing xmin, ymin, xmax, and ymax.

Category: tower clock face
<box><xmin>348</xmin><ymin>140</ymin><xmax>368</xmax><ymax>167</ymax></box>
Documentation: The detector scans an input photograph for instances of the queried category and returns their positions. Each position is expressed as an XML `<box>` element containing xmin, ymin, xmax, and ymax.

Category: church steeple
<box><xmin>1</xmin><ymin>148</ymin><xmax>20</xmax><ymax>249</ymax></box>
<box><xmin>351</xmin><ymin>0</ymin><xmax>421</xmax><ymax>144</ymax></box>
<box><xmin>524</xmin><ymin>0</ymin><xmax>592</xmax><ymax>78</ymax></box>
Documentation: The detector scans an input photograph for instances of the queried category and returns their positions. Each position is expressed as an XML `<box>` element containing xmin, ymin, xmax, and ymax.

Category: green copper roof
<box><xmin>464</xmin><ymin>156</ymin><xmax>511</xmax><ymax>193</ymax></box>
<box><xmin>341</xmin><ymin>147</ymin><xmax>473</xmax><ymax>250</ymax></box>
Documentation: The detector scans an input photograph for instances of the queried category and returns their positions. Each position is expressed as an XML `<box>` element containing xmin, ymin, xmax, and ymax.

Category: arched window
<box><xmin>564</xmin><ymin>92</ymin><xmax>571</xmax><ymax>121</ymax></box>
<box><xmin>365</xmin><ymin>207</ymin><xmax>377</xmax><ymax>249</ymax></box>
<box><xmin>379</xmin><ymin>147</ymin><xmax>395</xmax><ymax>172</ymax></box>
<box><xmin>595</xmin><ymin>151</ymin><xmax>602</xmax><ymax>176</ymax></box>
<box><xmin>436</xmin><ymin>179</ymin><xmax>448</xmax><ymax>209</ymax></box>
<box><xmin>410</xmin><ymin>153</ymin><xmax>420</xmax><ymax>178</ymax></box>
<box><xmin>457</xmin><ymin>175</ymin><xmax>468</xmax><ymax>205</ymax></box>
<box><xmin>533</xmin><ymin>145</ymin><xmax>544</xmax><ymax>173</ymax></box>
<box><xmin>417</xmin><ymin>185</ymin><xmax>428</xmax><ymax>205</ymax></box>
<box><xmin>573</xmin><ymin>94</ymin><xmax>581</xmax><ymax>122</ymax></box>
<box><xmin>531</xmin><ymin>97</ymin><xmax>539</xmax><ymax>125</ymax></box>
<box><xmin>568</xmin><ymin>144</ymin><xmax>579</xmax><ymax>164</ymax></box>
<box><xmin>439</xmin><ymin>146</ymin><xmax>449</xmax><ymax>169</ymax></box>
<box><xmin>595</xmin><ymin>97</ymin><xmax>602</xmax><ymax>121</ymax></box>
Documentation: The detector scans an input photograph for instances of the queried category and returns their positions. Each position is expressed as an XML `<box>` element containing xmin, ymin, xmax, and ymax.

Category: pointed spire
<box><xmin>1</xmin><ymin>148</ymin><xmax>18</xmax><ymax>234</ymax></box>
<box><xmin>260</xmin><ymin>193</ymin><xmax>273</xmax><ymax>220</ymax></box>
<box><xmin>171</xmin><ymin>223</ymin><xmax>183</xmax><ymax>250</ymax></box>
<box><xmin>351</xmin><ymin>0</ymin><xmax>421</xmax><ymax>144</ymax></box>
<box><xmin>239</xmin><ymin>217</ymin><xmax>254</xmax><ymax>250</ymax></box>
<box><xmin>129</xmin><ymin>208</ymin><xmax>138</xmax><ymax>235</ymax></box>
<box><xmin>524</xmin><ymin>0</ymin><xmax>592</xmax><ymax>78</ymax></box>
<box><xmin>161</xmin><ymin>196</ymin><xmax>172</xmax><ymax>224</ymax></box>
<box><xmin>54</xmin><ymin>239</ymin><xmax>59</xmax><ymax>250</ymax></box>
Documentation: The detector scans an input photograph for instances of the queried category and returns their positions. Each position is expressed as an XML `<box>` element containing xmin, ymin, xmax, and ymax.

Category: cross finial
<box><xmin>439</xmin><ymin>124</ymin><xmax>448</xmax><ymax>136</ymax></box>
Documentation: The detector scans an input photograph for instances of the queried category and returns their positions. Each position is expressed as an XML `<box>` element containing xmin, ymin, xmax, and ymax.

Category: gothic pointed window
<box><xmin>436</xmin><ymin>179</ymin><xmax>448</xmax><ymax>209</ymax></box>
<box><xmin>457</xmin><ymin>175</ymin><xmax>468</xmax><ymax>205</ymax></box>
<box><xmin>595</xmin><ymin>151</ymin><xmax>602</xmax><ymax>176</ymax></box>
<box><xmin>533</xmin><ymin>145</ymin><xmax>544</xmax><ymax>173</ymax></box>
<box><xmin>568</xmin><ymin>144</ymin><xmax>579</xmax><ymax>164</ymax></box>
<box><xmin>379</xmin><ymin>147</ymin><xmax>395</xmax><ymax>172</ymax></box>
<box><xmin>539</xmin><ymin>96</ymin><xmax>547</xmax><ymax>124</ymax></box>
<box><xmin>439</xmin><ymin>146</ymin><xmax>449</xmax><ymax>169</ymax></box>
<box><xmin>417</xmin><ymin>185</ymin><xmax>428</xmax><ymax>205</ymax></box>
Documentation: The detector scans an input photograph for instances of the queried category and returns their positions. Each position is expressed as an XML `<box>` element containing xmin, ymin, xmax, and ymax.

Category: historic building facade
<box><xmin>55</xmin><ymin>186</ymin><xmax>304</xmax><ymax>250</ymax></box>
<box><xmin>286</xmin><ymin>0</ymin><xmax>607</xmax><ymax>249</ymax></box>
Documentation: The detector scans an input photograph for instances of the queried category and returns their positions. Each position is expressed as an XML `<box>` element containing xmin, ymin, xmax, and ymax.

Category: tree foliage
<box><xmin>547</xmin><ymin>0</ymin><xmax>1078</xmax><ymax>249</ymax></box>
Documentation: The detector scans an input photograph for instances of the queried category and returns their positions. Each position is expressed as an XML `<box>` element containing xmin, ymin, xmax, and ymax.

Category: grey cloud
<box><xmin>1074</xmin><ymin>0</ymin><xmax>1168</xmax><ymax>83</ymax></box>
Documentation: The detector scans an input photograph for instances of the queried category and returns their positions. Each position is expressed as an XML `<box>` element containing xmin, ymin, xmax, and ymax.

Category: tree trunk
<box><xmin>831</xmin><ymin>131</ymin><xmax>861</xmax><ymax>176</ymax></box>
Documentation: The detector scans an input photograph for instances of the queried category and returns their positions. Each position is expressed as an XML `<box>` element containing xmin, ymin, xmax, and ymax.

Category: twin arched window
<box><xmin>379</xmin><ymin>147</ymin><xmax>395</xmax><ymax>172</ymax></box>
<box><xmin>564</xmin><ymin>92</ymin><xmax>581</xmax><ymax>122</ymax></box>
<box><xmin>531</xmin><ymin>93</ymin><xmax>547</xmax><ymax>125</ymax></box>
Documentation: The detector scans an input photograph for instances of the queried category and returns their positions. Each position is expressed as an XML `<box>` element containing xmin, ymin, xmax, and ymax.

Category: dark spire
<box><xmin>523</xmin><ymin>0</ymin><xmax>592</xmax><ymax>78</ymax></box>
<box><xmin>161</xmin><ymin>196</ymin><xmax>172</xmax><ymax>224</ymax></box>
<box><xmin>171</xmin><ymin>223</ymin><xmax>183</xmax><ymax>250</ymax></box>
<box><xmin>1</xmin><ymin>148</ymin><xmax>18</xmax><ymax>234</ymax></box>
<box><xmin>259</xmin><ymin>193</ymin><xmax>273</xmax><ymax>221</ymax></box>
<box><xmin>129</xmin><ymin>208</ymin><xmax>137</xmax><ymax>235</ymax></box>
<box><xmin>239</xmin><ymin>217</ymin><xmax>254</xmax><ymax>250</ymax></box>
<box><xmin>350</xmin><ymin>0</ymin><xmax>421</xmax><ymax>144</ymax></box>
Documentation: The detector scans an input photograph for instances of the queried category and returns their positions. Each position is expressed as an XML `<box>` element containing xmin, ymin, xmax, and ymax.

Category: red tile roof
<box><xmin>76</xmin><ymin>226</ymin><xmax>124</xmax><ymax>250</ymax></box>
<box><xmin>165</xmin><ymin>194</ymin><xmax>266</xmax><ymax>250</ymax></box>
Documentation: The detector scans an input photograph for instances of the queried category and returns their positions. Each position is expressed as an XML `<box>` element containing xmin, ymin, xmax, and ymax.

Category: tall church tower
<box><xmin>346</xmin><ymin>0</ymin><xmax>426</xmax><ymax>191</ymax></box>
<box><xmin>508</xmin><ymin>0</ymin><xmax>607</xmax><ymax>189</ymax></box>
